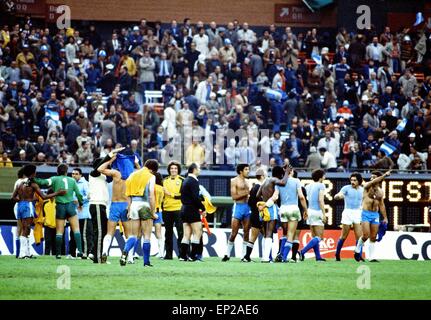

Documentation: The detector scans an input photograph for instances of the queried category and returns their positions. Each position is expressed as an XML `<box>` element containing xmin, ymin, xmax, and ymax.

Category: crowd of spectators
<box><xmin>0</xmin><ymin>15</ymin><xmax>430</xmax><ymax>172</ymax></box>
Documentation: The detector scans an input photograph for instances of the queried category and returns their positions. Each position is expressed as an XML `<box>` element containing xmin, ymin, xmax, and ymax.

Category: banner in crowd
<box><xmin>0</xmin><ymin>226</ymin><xmax>430</xmax><ymax>260</ymax></box>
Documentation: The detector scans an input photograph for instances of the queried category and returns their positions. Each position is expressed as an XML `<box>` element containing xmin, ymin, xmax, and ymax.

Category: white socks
<box><xmin>369</xmin><ymin>241</ymin><xmax>376</xmax><ymax>260</ymax></box>
<box><xmin>242</xmin><ymin>241</ymin><xmax>247</xmax><ymax>258</ymax></box>
<box><xmin>226</xmin><ymin>241</ymin><xmax>234</xmax><ymax>257</ymax></box>
<box><xmin>26</xmin><ymin>237</ymin><xmax>31</xmax><ymax>257</ymax></box>
<box><xmin>158</xmin><ymin>238</ymin><xmax>164</xmax><ymax>257</ymax></box>
<box><xmin>355</xmin><ymin>237</ymin><xmax>365</xmax><ymax>253</ymax></box>
<box><xmin>19</xmin><ymin>236</ymin><xmax>27</xmax><ymax>258</ymax></box>
<box><xmin>262</xmin><ymin>238</ymin><xmax>272</xmax><ymax>262</ymax></box>
<box><xmin>102</xmin><ymin>234</ymin><xmax>112</xmax><ymax>256</ymax></box>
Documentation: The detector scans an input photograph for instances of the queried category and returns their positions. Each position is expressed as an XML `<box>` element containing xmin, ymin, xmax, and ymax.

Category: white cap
<box><xmin>133</xmin><ymin>26</ymin><xmax>140</xmax><ymax>31</ymax></box>
<box><xmin>321</xmin><ymin>47</ymin><xmax>329</xmax><ymax>55</ymax></box>
<box><xmin>106</xmin><ymin>64</ymin><xmax>114</xmax><ymax>70</ymax></box>
<box><xmin>408</xmin><ymin>132</ymin><xmax>416</xmax><ymax>138</ymax></box>
<box><xmin>78</xmin><ymin>107</ymin><xmax>86</xmax><ymax>113</ymax></box>
<box><xmin>343</xmin><ymin>100</ymin><xmax>349</xmax><ymax>106</ymax></box>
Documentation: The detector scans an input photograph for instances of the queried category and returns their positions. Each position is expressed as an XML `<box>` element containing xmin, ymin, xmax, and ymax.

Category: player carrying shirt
<box><xmin>299</xmin><ymin>169</ymin><xmax>327</xmax><ymax>262</ymax></box>
<box><xmin>222</xmin><ymin>164</ymin><xmax>251</xmax><ymax>262</ymax></box>
<box><xmin>275</xmin><ymin>168</ymin><xmax>308</xmax><ymax>263</ymax></box>
<box><xmin>34</xmin><ymin>164</ymin><xmax>83</xmax><ymax>259</ymax></box>
<box><xmin>354</xmin><ymin>170</ymin><xmax>390</xmax><ymax>262</ymax></box>
<box><xmin>12</xmin><ymin>165</ymin><xmax>65</xmax><ymax>259</ymax></box>
<box><xmin>334</xmin><ymin>172</ymin><xmax>364</xmax><ymax>261</ymax></box>
<box><xmin>97</xmin><ymin>150</ymin><xmax>137</xmax><ymax>264</ymax></box>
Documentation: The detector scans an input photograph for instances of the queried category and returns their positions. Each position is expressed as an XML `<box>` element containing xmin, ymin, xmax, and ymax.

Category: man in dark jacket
<box><xmin>179</xmin><ymin>163</ymin><xmax>206</xmax><ymax>261</ymax></box>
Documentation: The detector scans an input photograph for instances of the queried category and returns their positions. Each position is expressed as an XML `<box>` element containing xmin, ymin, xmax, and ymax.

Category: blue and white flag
<box><xmin>311</xmin><ymin>53</ymin><xmax>322</xmax><ymax>65</ymax></box>
<box><xmin>414</xmin><ymin>12</ymin><xmax>424</xmax><ymax>26</ymax></box>
<box><xmin>396</xmin><ymin>118</ymin><xmax>407</xmax><ymax>132</ymax></box>
<box><xmin>380</xmin><ymin>142</ymin><xmax>396</xmax><ymax>156</ymax></box>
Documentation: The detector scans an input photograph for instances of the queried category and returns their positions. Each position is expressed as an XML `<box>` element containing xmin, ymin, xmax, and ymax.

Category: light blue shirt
<box><xmin>305</xmin><ymin>182</ymin><xmax>325</xmax><ymax>211</ymax></box>
<box><xmin>75</xmin><ymin>177</ymin><xmax>90</xmax><ymax>219</ymax></box>
<box><xmin>341</xmin><ymin>185</ymin><xmax>363</xmax><ymax>210</ymax></box>
<box><xmin>276</xmin><ymin>178</ymin><xmax>301</xmax><ymax>206</ymax></box>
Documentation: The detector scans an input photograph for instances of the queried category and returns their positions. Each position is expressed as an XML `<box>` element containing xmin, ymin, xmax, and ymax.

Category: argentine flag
<box><xmin>396</xmin><ymin>119</ymin><xmax>407</xmax><ymax>132</ymax></box>
<box><xmin>311</xmin><ymin>53</ymin><xmax>322</xmax><ymax>65</ymax></box>
<box><xmin>380</xmin><ymin>142</ymin><xmax>396</xmax><ymax>156</ymax></box>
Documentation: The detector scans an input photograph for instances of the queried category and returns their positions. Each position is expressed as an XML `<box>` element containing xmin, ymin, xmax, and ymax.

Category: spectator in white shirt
<box><xmin>319</xmin><ymin>147</ymin><xmax>337</xmax><ymax>172</ymax></box>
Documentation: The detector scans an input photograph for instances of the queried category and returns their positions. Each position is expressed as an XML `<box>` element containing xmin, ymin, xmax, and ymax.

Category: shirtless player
<box><xmin>354</xmin><ymin>170</ymin><xmax>390</xmax><ymax>262</ymax></box>
<box><xmin>257</xmin><ymin>165</ymin><xmax>290</xmax><ymax>262</ymax></box>
<box><xmin>97</xmin><ymin>150</ymin><xmax>137</xmax><ymax>264</ymax></box>
<box><xmin>222</xmin><ymin>164</ymin><xmax>251</xmax><ymax>261</ymax></box>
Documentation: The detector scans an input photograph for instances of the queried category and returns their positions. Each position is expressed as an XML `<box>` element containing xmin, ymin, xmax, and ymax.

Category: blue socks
<box><xmin>282</xmin><ymin>241</ymin><xmax>293</xmax><ymax>262</ymax></box>
<box><xmin>313</xmin><ymin>238</ymin><xmax>322</xmax><ymax>260</ymax></box>
<box><xmin>124</xmin><ymin>236</ymin><xmax>137</xmax><ymax>254</ymax></box>
<box><xmin>336</xmin><ymin>238</ymin><xmax>345</xmax><ymax>257</ymax></box>
<box><xmin>280</xmin><ymin>237</ymin><xmax>286</xmax><ymax>256</ymax></box>
<box><xmin>16</xmin><ymin>238</ymin><xmax>20</xmax><ymax>258</ymax></box>
<box><xmin>143</xmin><ymin>240</ymin><xmax>151</xmax><ymax>265</ymax></box>
<box><xmin>301</xmin><ymin>236</ymin><xmax>319</xmax><ymax>255</ymax></box>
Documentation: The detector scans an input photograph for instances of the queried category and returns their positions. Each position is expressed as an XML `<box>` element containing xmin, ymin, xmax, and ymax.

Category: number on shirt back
<box><xmin>62</xmin><ymin>178</ymin><xmax>68</xmax><ymax>190</ymax></box>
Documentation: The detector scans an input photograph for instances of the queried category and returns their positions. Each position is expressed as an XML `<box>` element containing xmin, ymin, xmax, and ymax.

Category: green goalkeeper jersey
<box><xmin>35</xmin><ymin>176</ymin><xmax>83</xmax><ymax>205</ymax></box>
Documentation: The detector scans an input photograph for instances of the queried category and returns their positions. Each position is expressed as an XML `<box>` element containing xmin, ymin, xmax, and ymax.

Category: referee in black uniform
<box><xmin>179</xmin><ymin>163</ymin><xmax>206</xmax><ymax>261</ymax></box>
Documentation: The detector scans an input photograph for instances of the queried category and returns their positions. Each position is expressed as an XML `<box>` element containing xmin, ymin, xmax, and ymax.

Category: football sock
<box><xmin>19</xmin><ymin>236</ymin><xmax>26</xmax><ymax>258</ymax></box>
<box><xmin>369</xmin><ymin>241</ymin><xmax>376</xmax><ymax>260</ymax></box>
<box><xmin>124</xmin><ymin>236</ymin><xmax>137</xmax><ymax>254</ymax></box>
<box><xmin>226</xmin><ymin>241</ymin><xmax>234</xmax><ymax>257</ymax></box>
<box><xmin>313</xmin><ymin>237</ymin><xmax>322</xmax><ymax>260</ymax></box>
<box><xmin>280</xmin><ymin>237</ymin><xmax>287</xmax><ymax>256</ymax></box>
<box><xmin>102</xmin><ymin>234</ymin><xmax>112</xmax><ymax>255</ymax></box>
<box><xmin>158</xmin><ymin>238</ymin><xmax>164</xmax><ymax>257</ymax></box>
<box><xmin>282</xmin><ymin>241</ymin><xmax>293</xmax><ymax>261</ymax></box>
<box><xmin>55</xmin><ymin>234</ymin><xmax>63</xmax><ymax>256</ymax></box>
<box><xmin>73</xmin><ymin>232</ymin><xmax>82</xmax><ymax>254</ymax></box>
<box><xmin>142</xmin><ymin>239</ymin><xmax>151</xmax><ymax>265</ymax></box>
<box><xmin>244</xmin><ymin>242</ymin><xmax>254</xmax><ymax>259</ymax></box>
<box><xmin>336</xmin><ymin>238</ymin><xmax>345</xmax><ymax>257</ymax></box>
<box><xmin>355</xmin><ymin>237</ymin><xmax>365</xmax><ymax>253</ymax></box>
<box><xmin>291</xmin><ymin>240</ymin><xmax>300</xmax><ymax>259</ymax></box>
<box><xmin>302</xmin><ymin>236</ymin><xmax>319</xmax><ymax>254</ymax></box>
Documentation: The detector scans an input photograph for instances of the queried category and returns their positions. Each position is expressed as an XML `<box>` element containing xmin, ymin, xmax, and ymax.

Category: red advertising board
<box><xmin>274</xmin><ymin>3</ymin><xmax>321</xmax><ymax>24</ymax></box>
<box><xmin>15</xmin><ymin>0</ymin><xmax>46</xmax><ymax>17</ymax></box>
<box><xmin>277</xmin><ymin>229</ymin><xmax>357</xmax><ymax>259</ymax></box>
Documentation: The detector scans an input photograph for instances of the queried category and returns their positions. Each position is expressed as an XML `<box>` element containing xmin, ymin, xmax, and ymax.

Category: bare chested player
<box><xmin>354</xmin><ymin>170</ymin><xmax>390</xmax><ymax>262</ymax></box>
<box><xmin>97</xmin><ymin>150</ymin><xmax>140</xmax><ymax>264</ymax></box>
<box><xmin>257</xmin><ymin>165</ymin><xmax>290</xmax><ymax>262</ymax></box>
<box><xmin>222</xmin><ymin>164</ymin><xmax>251</xmax><ymax>261</ymax></box>
<box><xmin>12</xmin><ymin>165</ymin><xmax>65</xmax><ymax>259</ymax></box>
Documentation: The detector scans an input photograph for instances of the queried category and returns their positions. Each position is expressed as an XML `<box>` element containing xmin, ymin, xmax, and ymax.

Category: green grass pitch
<box><xmin>0</xmin><ymin>256</ymin><xmax>430</xmax><ymax>300</ymax></box>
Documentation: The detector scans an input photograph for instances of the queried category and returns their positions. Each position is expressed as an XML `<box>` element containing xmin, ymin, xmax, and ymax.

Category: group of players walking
<box><xmin>12</xmin><ymin>150</ymin><xmax>390</xmax><ymax>264</ymax></box>
<box><xmin>222</xmin><ymin>163</ymin><xmax>390</xmax><ymax>263</ymax></box>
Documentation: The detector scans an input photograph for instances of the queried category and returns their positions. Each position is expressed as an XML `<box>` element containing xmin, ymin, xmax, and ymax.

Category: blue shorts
<box><xmin>260</xmin><ymin>205</ymin><xmax>279</xmax><ymax>222</ymax></box>
<box><xmin>17</xmin><ymin>201</ymin><xmax>35</xmax><ymax>219</ymax></box>
<box><xmin>109</xmin><ymin>202</ymin><xmax>129</xmax><ymax>222</ymax></box>
<box><xmin>361</xmin><ymin>210</ymin><xmax>380</xmax><ymax>225</ymax></box>
<box><xmin>154</xmin><ymin>211</ymin><xmax>164</xmax><ymax>224</ymax></box>
<box><xmin>233</xmin><ymin>203</ymin><xmax>251</xmax><ymax>221</ymax></box>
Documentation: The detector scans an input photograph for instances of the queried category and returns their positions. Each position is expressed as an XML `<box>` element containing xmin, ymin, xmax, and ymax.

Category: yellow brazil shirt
<box><xmin>162</xmin><ymin>176</ymin><xmax>184</xmax><ymax>212</ymax></box>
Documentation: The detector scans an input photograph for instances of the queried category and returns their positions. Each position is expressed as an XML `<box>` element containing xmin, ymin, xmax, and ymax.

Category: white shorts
<box><xmin>307</xmin><ymin>209</ymin><xmax>324</xmax><ymax>226</ymax></box>
<box><xmin>341</xmin><ymin>209</ymin><xmax>362</xmax><ymax>225</ymax></box>
<box><xmin>279</xmin><ymin>205</ymin><xmax>301</xmax><ymax>223</ymax></box>
<box><xmin>129</xmin><ymin>200</ymin><xmax>150</xmax><ymax>220</ymax></box>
